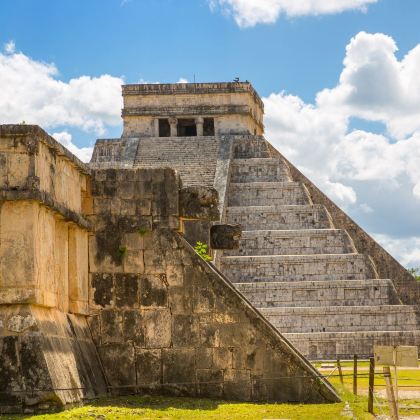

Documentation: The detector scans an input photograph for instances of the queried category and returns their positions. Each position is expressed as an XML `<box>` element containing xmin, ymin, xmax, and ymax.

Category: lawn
<box><xmin>1</xmin><ymin>361</ymin><xmax>420</xmax><ymax>419</ymax></box>
<box><xmin>0</xmin><ymin>391</ymin><xmax>373</xmax><ymax>420</ymax></box>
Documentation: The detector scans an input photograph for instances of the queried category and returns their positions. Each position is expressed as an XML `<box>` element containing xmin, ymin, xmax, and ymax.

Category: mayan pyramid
<box><xmin>91</xmin><ymin>81</ymin><xmax>420</xmax><ymax>359</ymax></box>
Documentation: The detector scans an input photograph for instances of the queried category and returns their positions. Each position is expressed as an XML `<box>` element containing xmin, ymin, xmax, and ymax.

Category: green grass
<box><xmin>2</xmin><ymin>361</ymin><xmax>420</xmax><ymax>419</ymax></box>
<box><xmin>0</xmin><ymin>392</ymin><xmax>372</xmax><ymax>420</ymax></box>
<box><xmin>314</xmin><ymin>360</ymin><xmax>420</xmax><ymax>392</ymax></box>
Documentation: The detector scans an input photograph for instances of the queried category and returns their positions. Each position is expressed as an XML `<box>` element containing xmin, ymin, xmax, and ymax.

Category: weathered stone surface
<box><xmin>218</xmin><ymin>134</ymin><xmax>420</xmax><ymax>359</ymax></box>
<box><xmin>210</xmin><ymin>224</ymin><xmax>241</xmax><ymax>250</ymax></box>
<box><xmin>179</xmin><ymin>186</ymin><xmax>220</xmax><ymax>221</ymax></box>
<box><xmin>87</xmin><ymin>167</ymin><xmax>338</xmax><ymax>403</ymax></box>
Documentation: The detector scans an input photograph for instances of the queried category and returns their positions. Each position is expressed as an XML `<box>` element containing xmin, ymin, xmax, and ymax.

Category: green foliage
<box><xmin>407</xmin><ymin>266</ymin><xmax>420</xmax><ymax>281</ymax></box>
<box><xmin>138</xmin><ymin>227</ymin><xmax>150</xmax><ymax>236</ymax></box>
<box><xmin>194</xmin><ymin>241</ymin><xmax>212</xmax><ymax>262</ymax></box>
<box><xmin>117</xmin><ymin>245</ymin><xmax>127</xmax><ymax>258</ymax></box>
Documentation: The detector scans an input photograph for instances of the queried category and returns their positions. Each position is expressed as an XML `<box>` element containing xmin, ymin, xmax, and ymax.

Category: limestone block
<box><xmin>140</xmin><ymin>275</ymin><xmax>168</xmax><ymax>308</ymax></box>
<box><xmin>162</xmin><ymin>348</ymin><xmax>196</xmax><ymax>384</ymax></box>
<box><xmin>235</xmin><ymin>279</ymin><xmax>397</xmax><ymax>307</ymax></box>
<box><xmin>224</xmin><ymin>229</ymin><xmax>356</xmax><ymax>256</ymax></box>
<box><xmin>136</xmin><ymin>349</ymin><xmax>161</xmax><ymax>385</ymax></box>
<box><xmin>90</xmin><ymin>273</ymin><xmax>113</xmax><ymax>308</ymax></box>
<box><xmin>228</xmin><ymin>182</ymin><xmax>311</xmax><ymax>207</ymax></box>
<box><xmin>123</xmin><ymin>310</ymin><xmax>144</xmax><ymax>346</ymax></box>
<box><xmin>210</xmin><ymin>224</ymin><xmax>241</xmax><ymax>249</ymax></box>
<box><xmin>179</xmin><ymin>186</ymin><xmax>219</xmax><ymax>221</ymax></box>
<box><xmin>226</xmin><ymin>204</ymin><xmax>333</xmax><ymax>231</ymax></box>
<box><xmin>261</xmin><ymin>305</ymin><xmax>419</xmax><ymax>333</ymax></box>
<box><xmin>143</xmin><ymin>308</ymin><xmax>171</xmax><ymax>348</ymax></box>
<box><xmin>99</xmin><ymin>343</ymin><xmax>136</xmax><ymax>388</ymax></box>
<box><xmin>171</xmin><ymin>315</ymin><xmax>199</xmax><ymax>347</ymax></box>
<box><xmin>114</xmin><ymin>274</ymin><xmax>139</xmax><ymax>308</ymax></box>
<box><xmin>221</xmin><ymin>253</ymin><xmax>376</xmax><ymax>283</ymax></box>
<box><xmin>0</xmin><ymin>202</ymin><xmax>35</xmax><ymax>291</ymax></box>
<box><xmin>230</xmin><ymin>158</ymin><xmax>291</xmax><ymax>183</ymax></box>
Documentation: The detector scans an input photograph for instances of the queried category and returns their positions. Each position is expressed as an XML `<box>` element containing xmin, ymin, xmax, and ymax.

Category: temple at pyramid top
<box><xmin>121</xmin><ymin>81</ymin><xmax>265</xmax><ymax>137</ymax></box>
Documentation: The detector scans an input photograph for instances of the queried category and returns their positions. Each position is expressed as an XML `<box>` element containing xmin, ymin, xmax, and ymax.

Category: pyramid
<box><xmin>91</xmin><ymin>82</ymin><xmax>420</xmax><ymax>360</ymax></box>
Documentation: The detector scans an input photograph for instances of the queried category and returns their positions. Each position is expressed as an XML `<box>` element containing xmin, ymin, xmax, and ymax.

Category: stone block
<box><xmin>100</xmin><ymin>310</ymin><xmax>123</xmax><ymax>344</ymax></box>
<box><xmin>114</xmin><ymin>274</ymin><xmax>139</xmax><ymax>308</ymax></box>
<box><xmin>179</xmin><ymin>186</ymin><xmax>220</xmax><ymax>221</ymax></box>
<box><xmin>162</xmin><ymin>348</ymin><xmax>195</xmax><ymax>384</ymax></box>
<box><xmin>210</xmin><ymin>224</ymin><xmax>241</xmax><ymax>250</ymax></box>
<box><xmin>91</xmin><ymin>273</ymin><xmax>113</xmax><ymax>308</ymax></box>
<box><xmin>99</xmin><ymin>343</ymin><xmax>136</xmax><ymax>388</ymax></box>
<box><xmin>197</xmin><ymin>369</ymin><xmax>224</xmax><ymax>398</ymax></box>
<box><xmin>136</xmin><ymin>349</ymin><xmax>161</xmax><ymax>386</ymax></box>
<box><xmin>143</xmin><ymin>309</ymin><xmax>171</xmax><ymax>348</ymax></box>
<box><xmin>123</xmin><ymin>310</ymin><xmax>144</xmax><ymax>346</ymax></box>
<box><xmin>172</xmin><ymin>315</ymin><xmax>199</xmax><ymax>347</ymax></box>
<box><xmin>140</xmin><ymin>275</ymin><xmax>168</xmax><ymax>308</ymax></box>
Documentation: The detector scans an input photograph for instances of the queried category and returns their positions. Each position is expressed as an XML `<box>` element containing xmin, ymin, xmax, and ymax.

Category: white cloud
<box><xmin>4</xmin><ymin>40</ymin><xmax>15</xmax><ymax>54</ymax></box>
<box><xmin>177</xmin><ymin>78</ymin><xmax>189</xmax><ymax>83</ymax></box>
<box><xmin>373</xmin><ymin>234</ymin><xmax>420</xmax><ymax>268</ymax></box>
<box><xmin>52</xmin><ymin>131</ymin><xmax>93</xmax><ymax>163</ymax></box>
<box><xmin>210</xmin><ymin>0</ymin><xmax>377</xmax><ymax>27</ymax></box>
<box><xmin>0</xmin><ymin>44</ymin><xmax>123</xmax><ymax>135</ymax></box>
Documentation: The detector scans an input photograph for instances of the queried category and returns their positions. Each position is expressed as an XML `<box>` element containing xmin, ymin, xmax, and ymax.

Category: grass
<box><xmin>314</xmin><ymin>360</ymin><xmax>420</xmax><ymax>392</ymax></box>
<box><xmin>2</xmin><ymin>361</ymin><xmax>419</xmax><ymax>419</ymax></box>
<box><xmin>0</xmin><ymin>393</ymin><xmax>371</xmax><ymax>420</ymax></box>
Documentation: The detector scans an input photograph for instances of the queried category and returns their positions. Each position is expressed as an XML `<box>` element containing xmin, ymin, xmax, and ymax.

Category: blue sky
<box><xmin>1</xmin><ymin>0</ymin><xmax>420</xmax><ymax>266</ymax></box>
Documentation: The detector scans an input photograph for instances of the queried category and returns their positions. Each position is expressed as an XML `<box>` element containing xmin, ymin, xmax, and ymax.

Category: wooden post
<box><xmin>353</xmin><ymin>354</ymin><xmax>358</xmax><ymax>395</ymax></box>
<box><xmin>368</xmin><ymin>357</ymin><xmax>375</xmax><ymax>414</ymax></box>
<box><xmin>393</xmin><ymin>347</ymin><xmax>399</xmax><ymax>411</ymax></box>
<box><xmin>337</xmin><ymin>359</ymin><xmax>344</xmax><ymax>385</ymax></box>
<box><xmin>383</xmin><ymin>366</ymin><xmax>399</xmax><ymax>419</ymax></box>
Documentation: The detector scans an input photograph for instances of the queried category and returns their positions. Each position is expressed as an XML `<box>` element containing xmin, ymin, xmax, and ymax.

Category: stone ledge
<box><xmin>260</xmin><ymin>304</ymin><xmax>415</xmax><ymax>315</ymax></box>
<box><xmin>122</xmin><ymin>82</ymin><xmax>264</xmax><ymax>110</ymax></box>
<box><xmin>0</xmin><ymin>189</ymin><xmax>91</xmax><ymax>230</ymax></box>
<box><xmin>0</xmin><ymin>124</ymin><xmax>90</xmax><ymax>175</ymax></box>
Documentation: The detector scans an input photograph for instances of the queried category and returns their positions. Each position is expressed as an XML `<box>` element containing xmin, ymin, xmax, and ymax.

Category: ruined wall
<box><xmin>0</xmin><ymin>125</ymin><xmax>106</xmax><ymax>413</ymax></box>
<box><xmin>88</xmin><ymin>167</ymin><xmax>339</xmax><ymax>403</ymax></box>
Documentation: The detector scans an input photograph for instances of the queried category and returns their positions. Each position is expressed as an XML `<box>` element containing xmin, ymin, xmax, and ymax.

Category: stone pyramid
<box><xmin>91</xmin><ymin>82</ymin><xmax>420</xmax><ymax>360</ymax></box>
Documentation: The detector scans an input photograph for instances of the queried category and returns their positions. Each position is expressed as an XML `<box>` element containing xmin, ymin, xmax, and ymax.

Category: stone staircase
<box><xmin>220</xmin><ymin>136</ymin><xmax>420</xmax><ymax>359</ymax></box>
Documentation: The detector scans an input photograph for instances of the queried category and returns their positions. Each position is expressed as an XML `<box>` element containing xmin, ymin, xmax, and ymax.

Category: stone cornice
<box><xmin>122</xmin><ymin>82</ymin><xmax>264</xmax><ymax>111</ymax></box>
<box><xmin>0</xmin><ymin>125</ymin><xmax>91</xmax><ymax>175</ymax></box>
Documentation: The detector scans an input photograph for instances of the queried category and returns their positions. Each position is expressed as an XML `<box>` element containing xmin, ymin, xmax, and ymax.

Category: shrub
<box><xmin>194</xmin><ymin>241</ymin><xmax>212</xmax><ymax>262</ymax></box>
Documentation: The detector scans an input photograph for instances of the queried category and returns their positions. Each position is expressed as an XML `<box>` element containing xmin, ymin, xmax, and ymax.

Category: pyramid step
<box><xmin>283</xmin><ymin>330</ymin><xmax>420</xmax><ymax>360</ymax></box>
<box><xmin>233</xmin><ymin>136</ymin><xmax>271</xmax><ymax>159</ymax></box>
<box><xmin>224</xmin><ymin>229</ymin><xmax>356</xmax><ymax>256</ymax></box>
<box><xmin>228</xmin><ymin>182</ymin><xmax>311</xmax><ymax>206</ymax></box>
<box><xmin>230</xmin><ymin>158</ymin><xmax>292</xmax><ymax>183</ymax></box>
<box><xmin>235</xmin><ymin>279</ymin><xmax>399</xmax><ymax>307</ymax></box>
<box><xmin>221</xmin><ymin>253</ymin><xmax>376</xmax><ymax>283</ymax></box>
<box><xmin>260</xmin><ymin>305</ymin><xmax>418</xmax><ymax>333</ymax></box>
<box><xmin>226</xmin><ymin>204</ymin><xmax>333</xmax><ymax>231</ymax></box>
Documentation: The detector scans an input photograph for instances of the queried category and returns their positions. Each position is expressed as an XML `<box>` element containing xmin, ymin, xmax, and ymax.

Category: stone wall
<box><xmin>121</xmin><ymin>82</ymin><xmax>264</xmax><ymax>137</ymax></box>
<box><xmin>88</xmin><ymin>167</ymin><xmax>339</xmax><ymax>403</ymax></box>
<box><xmin>0</xmin><ymin>125</ymin><xmax>106</xmax><ymax>413</ymax></box>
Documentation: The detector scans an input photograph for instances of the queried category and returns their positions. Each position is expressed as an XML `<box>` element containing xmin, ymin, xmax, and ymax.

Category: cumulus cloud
<box><xmin>0</xmin><ymin>42</ymin><xmax>123</xmax><ymax>135</ymax></box>
<box><xmin>209</xmin><ymin>0</ymin><xmax>378</xmax><ymax>27</ymax></box>
<box><xmin>373</xmin><ymin>234</ymin><xmax>420</xmax><ymax>268</ymax></box>
<box><xmin>52</xmin><ymin>131</ymin><xmax>94</xmax><ymax>163</ymax></box>
<box><xmin>263</xmin><ymin>31</ymin><xmax>420</xmax><ymax>265</ymax></box>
